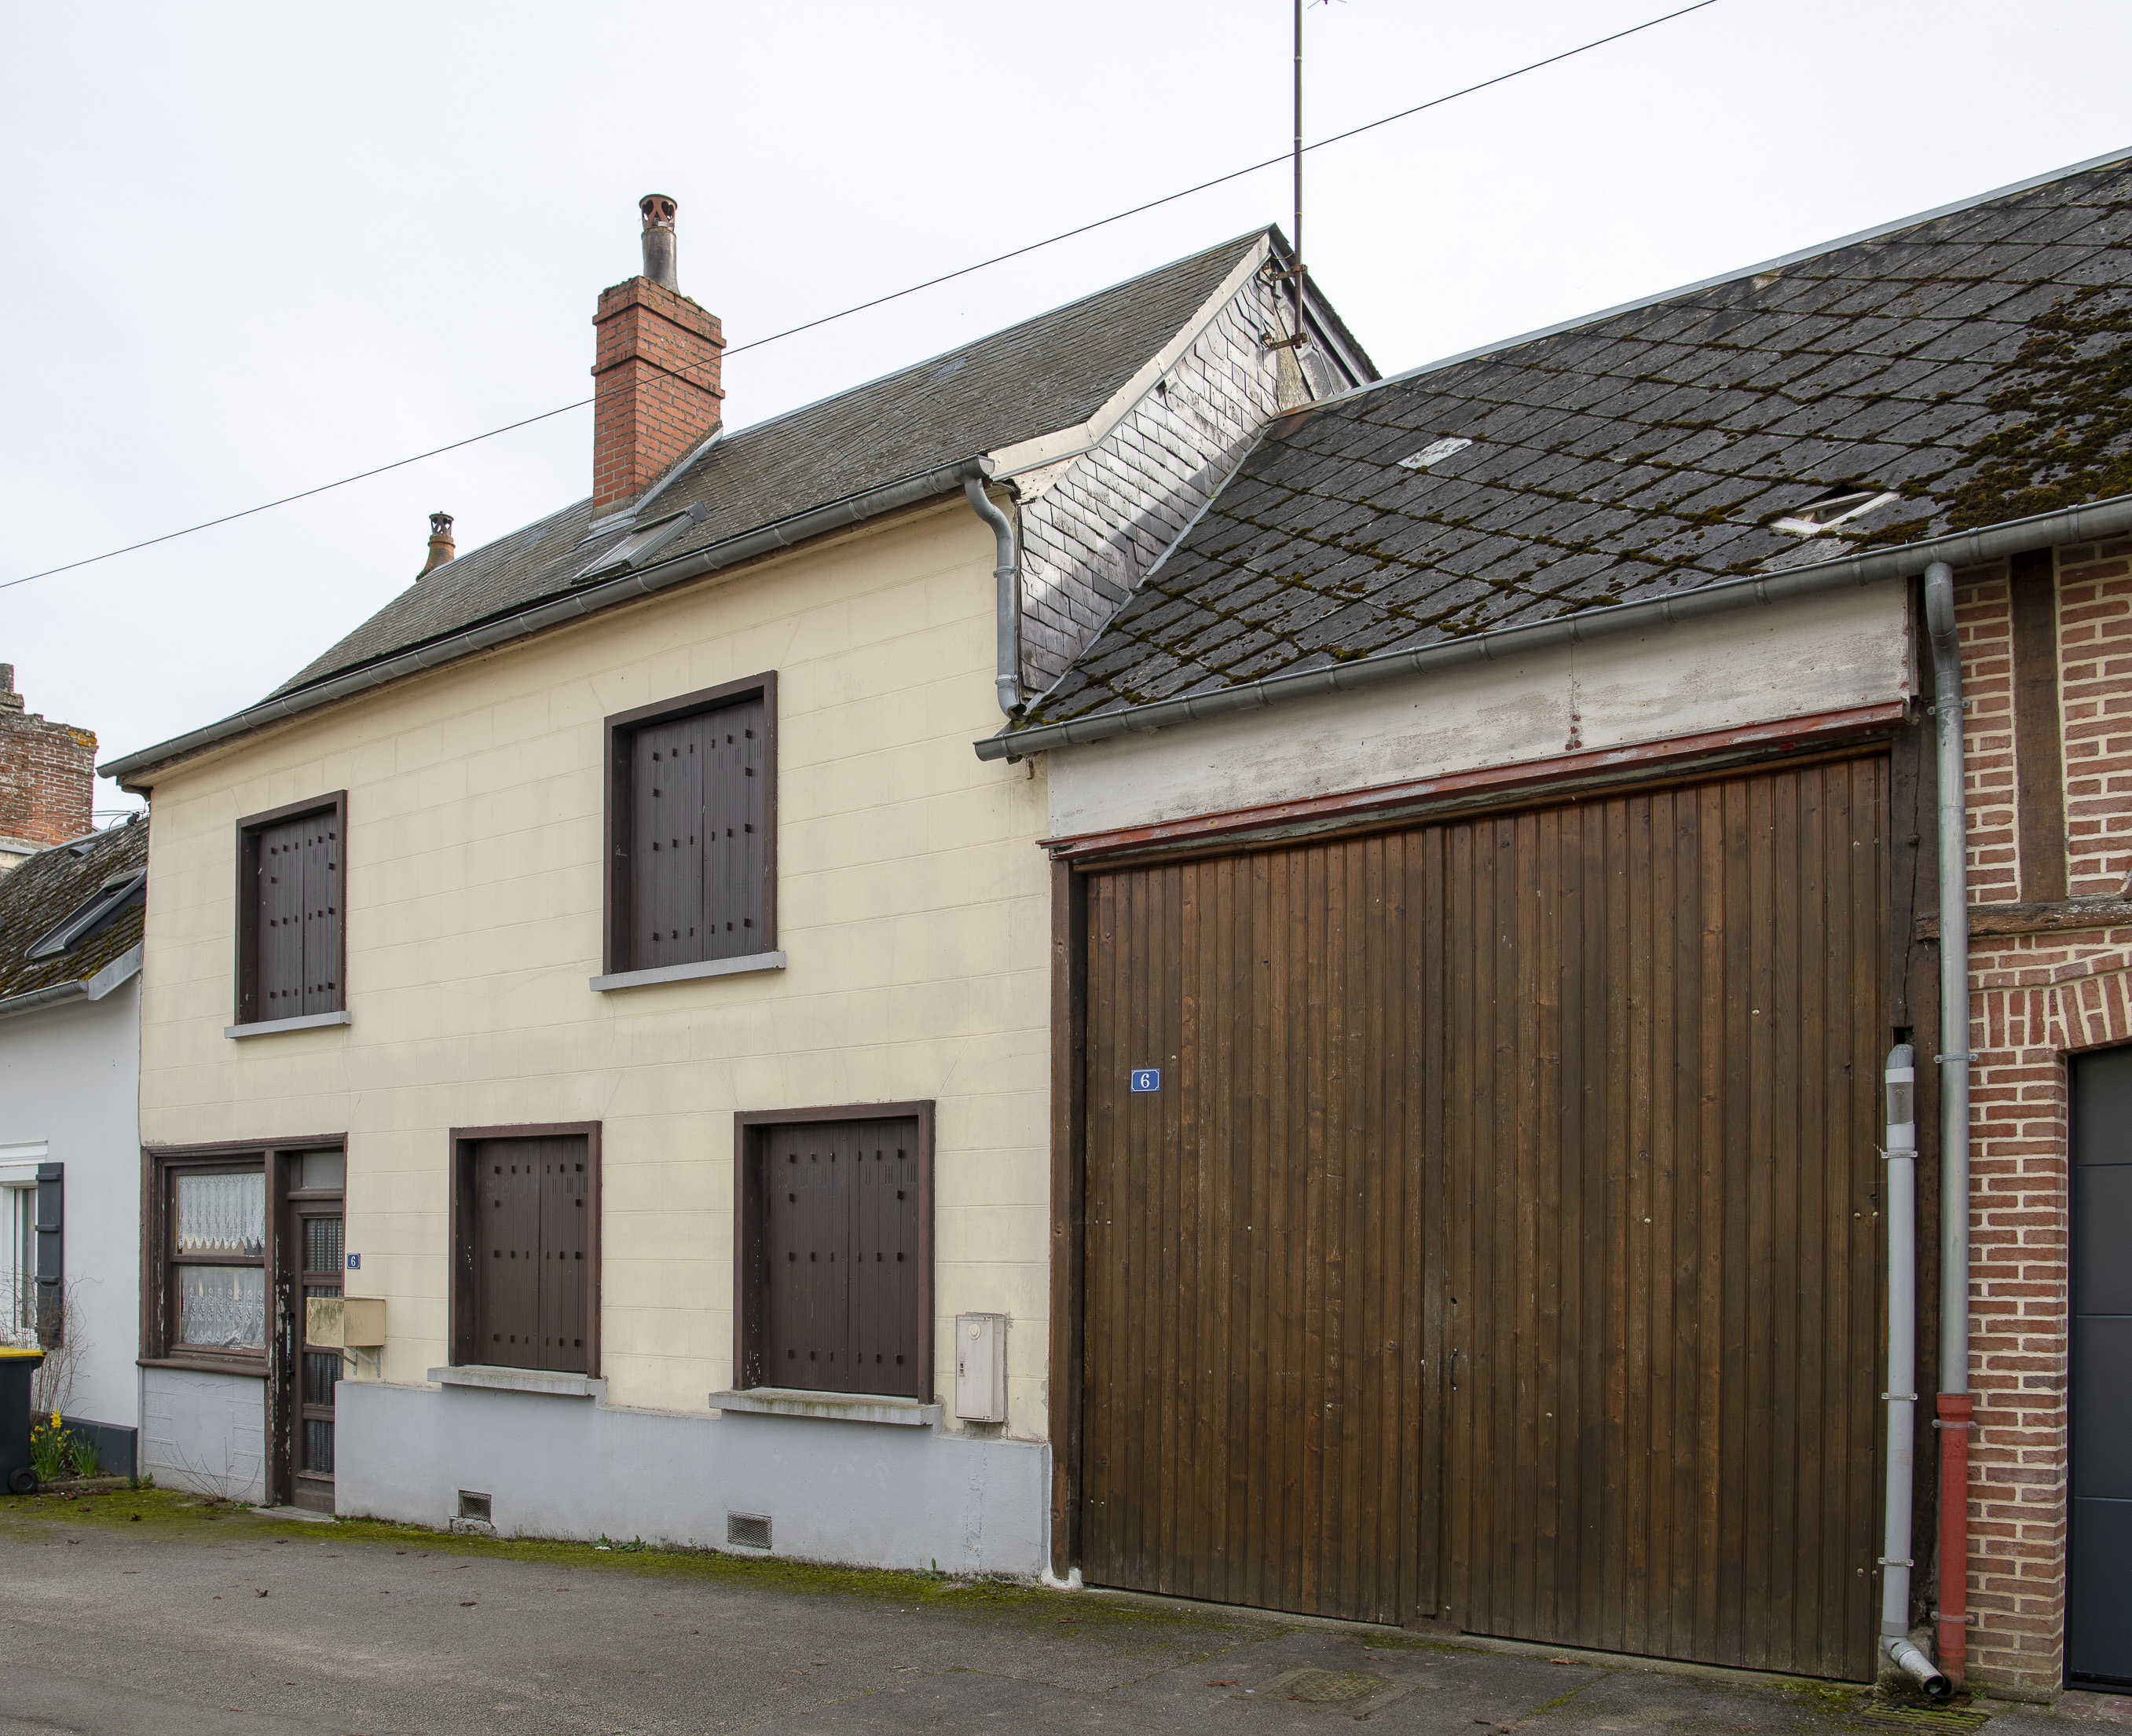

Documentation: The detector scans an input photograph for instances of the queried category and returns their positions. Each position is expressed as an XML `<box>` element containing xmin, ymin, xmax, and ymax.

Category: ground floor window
<box><xmin>734</xmin><ymin>1104</ymin><xmax>932</xmax><ymax>1401</ymax></box>
<box><xmin>1</xmin><ymin>1180</ymin><xmax>34</xmax><ymax>1347</ymax></box>
<box><xmin>449</xmin><ymin>1123</ymin><xmax>600</xmax><ymax>1376</ymax></box>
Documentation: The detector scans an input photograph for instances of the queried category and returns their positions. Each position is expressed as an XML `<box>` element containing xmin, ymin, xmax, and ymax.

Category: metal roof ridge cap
<box><xmin>1287</xmin><ymin>144</ymin><xmax>2132</xmax><ymax>418</ymax></box>
<box><xmin>974</xmin><ymin>492</ymin><xmax>2132</xmax><ymax>761</ymax></box>
<box><xmin>102</xmin><ymin>459</ymin><xmax>980</xmax><ymax>785</ymax></box>
<box><xmin>986</xmin><ymin>234</ymin><xmax>1275</xmax><ymax>480</ymax></box>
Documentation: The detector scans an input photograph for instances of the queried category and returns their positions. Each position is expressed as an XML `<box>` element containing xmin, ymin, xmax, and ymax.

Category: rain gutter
<box><xmin>0</xmin><ymin>943</ymin><xmax>144</xmax><ymax>1024</ymax></box>
<box><xmin>975</xmin><ymin>494</ymin><xmax>2132</xmax><ymax>762</ymax></box>
<box><xmin>101</xmin><ymin>461</ymin><xmax>989</xmax><ymax>790</ymax></box>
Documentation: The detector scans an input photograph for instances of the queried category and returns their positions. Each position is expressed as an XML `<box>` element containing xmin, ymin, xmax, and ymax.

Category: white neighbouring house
<box><xmin>0</xmin><ymin>814</ymin><xmax>148</xmax><ymax>1481</ymax></box>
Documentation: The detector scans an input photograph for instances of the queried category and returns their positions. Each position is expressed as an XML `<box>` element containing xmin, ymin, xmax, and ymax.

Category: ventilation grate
<box><xmin>727</xmin><ymin>1511</ymin><xmax>771</xmax><ymax>1551</ymax></box>
<box><xmin>1851</xmin><ymin>1706</ymin><xmax>1990</xmax><ymax>1735</ymax></box>
<box><xmin>456</xmin><ymin>1490</ymin><xmax>492</xmax><ymax>1522</ymax></box>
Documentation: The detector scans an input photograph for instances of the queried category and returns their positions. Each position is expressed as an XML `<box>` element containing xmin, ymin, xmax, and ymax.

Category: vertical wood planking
<box><xmin>1075</xmin><ymin>758</ymin><xmax>1884</xmax><ymax>1676</ymax></box>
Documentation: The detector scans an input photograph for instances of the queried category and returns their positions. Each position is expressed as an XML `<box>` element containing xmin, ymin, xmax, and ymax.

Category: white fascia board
<box><xmin>984</xmin><ymin>235</ymin><xmax>1274</xmax><ymax>483</ymax></box>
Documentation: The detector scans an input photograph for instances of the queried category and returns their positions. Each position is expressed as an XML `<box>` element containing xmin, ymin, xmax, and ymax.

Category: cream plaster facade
<box><xmin>135</xmin><ymin>500</ymin><xmax>1053</xmax><ymax>1435</ymax></box>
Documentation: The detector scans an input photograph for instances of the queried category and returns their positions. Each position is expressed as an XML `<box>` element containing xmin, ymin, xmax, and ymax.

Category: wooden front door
<box><xmin>275</xmin><ymin>1152</ymin><xmax>345</xmax><ymax>1512</ymax></box>
<box><xmin>1078</xmin><ymin>756</ymin><xmax>1887</xmax><ymax>1679</ymax></box>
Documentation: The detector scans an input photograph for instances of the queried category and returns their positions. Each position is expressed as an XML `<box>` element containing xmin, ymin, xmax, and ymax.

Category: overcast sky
<box><xmin>5</xmin><ymin>0</ymin><xmax>2128</xmax><ymax>815</ymax></box>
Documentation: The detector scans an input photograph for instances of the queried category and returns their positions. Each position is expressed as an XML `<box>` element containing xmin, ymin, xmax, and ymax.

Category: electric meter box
<box><xmin>954</xmin><ymin>1313</ymin><xmax>1008</xmax><ymax>1423</ymax></box>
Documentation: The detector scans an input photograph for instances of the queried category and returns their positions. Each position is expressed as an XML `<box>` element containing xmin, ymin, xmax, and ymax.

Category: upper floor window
<box><xmin>233</xmin><ymin>793</ymin><xmax>346</xmax><ymax>1028</ymax></box>
<box><xmin>602</xmin><ymin>676</ymin><xmax>776</xmax><ymax>980</ymax></box>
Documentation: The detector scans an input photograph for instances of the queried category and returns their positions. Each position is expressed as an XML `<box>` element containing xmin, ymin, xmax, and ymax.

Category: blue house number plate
<box><xmin>1130</xmin><ymin>1069</ymin><xmax>1161</xmax><ymax>1093</ymax></box>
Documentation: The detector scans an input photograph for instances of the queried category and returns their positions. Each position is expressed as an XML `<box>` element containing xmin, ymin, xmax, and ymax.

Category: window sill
<box><xmin>225</xmin><ymin>1009</ymin><xmax>351</xmax><ymax>1040</ymax></box>
<box><xmin>709</xmin><ymin>1387</ymin><xmax>942</xmax><ymax>1427</ymax></box>
<box><xmin>429</xmin><ymin>1364</ymin><xmax>606</xmax><ymax>1400</ymax></box>
<box><xmin>589</xmin><ymin>952</ymin><xmax>786</xmax><ymax>994</ymax></box>
<box><xmin>138</xmin><ymin>1355</ymin><xmax>268</xmax><ymax>1379</ymax></box>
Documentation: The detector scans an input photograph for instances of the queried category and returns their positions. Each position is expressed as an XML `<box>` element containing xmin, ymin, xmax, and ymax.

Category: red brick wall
<box><xmin>0</xmin><ymin>684</ymin><xmax>95</xmax><ymax>851</ymax></box>
<box><xmin>1955</xmin><ymin>536</ymin><xmax>2132</xmax><ymax>1696</ymax></box>
<box><xmin>589</xmin><ymin>277</ymin><xmax>723</xmax><ymax>517</ymax></box>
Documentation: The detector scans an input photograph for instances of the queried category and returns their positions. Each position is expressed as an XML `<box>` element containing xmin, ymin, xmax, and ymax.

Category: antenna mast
<box><xmin>1292</xmin><ymin>0</ymin><xmax>1304</xmax><ymax>315</ymax></box>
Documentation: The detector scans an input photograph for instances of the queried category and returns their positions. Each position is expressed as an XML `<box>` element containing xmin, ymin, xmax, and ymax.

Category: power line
<box><xmin>2</xmin><ymin>0</ymin><xmax>1721</xmax><ymax>596</ymax></box>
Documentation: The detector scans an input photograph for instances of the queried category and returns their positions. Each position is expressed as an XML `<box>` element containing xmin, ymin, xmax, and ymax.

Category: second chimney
<box><xmin>419</xmin><ymin>511</ymin><xmax>455</xmax><ymax>577</ymax></box>
<box><xmin>590</xmin><ymin>194</ymin><xmax>723</xmax><ymax>520</ymax></box>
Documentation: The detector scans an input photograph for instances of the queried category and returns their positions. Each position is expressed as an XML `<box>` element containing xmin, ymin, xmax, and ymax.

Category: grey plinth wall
<box><xmin>335</xmin><ymin>1381</ymin><xmax>1050</xmax><ymax>1575</ymax></box>
<box><xmin>141</xmin><ymin>1366</ymin><xmax>266</xmax><ymax>1503</ymax></box>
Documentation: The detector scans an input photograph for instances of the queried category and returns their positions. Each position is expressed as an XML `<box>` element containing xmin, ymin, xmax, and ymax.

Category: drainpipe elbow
<box><xmin>964</xmin><ymin>473</ymin><xmax>1023</xmax><ymax>719</ymax></box>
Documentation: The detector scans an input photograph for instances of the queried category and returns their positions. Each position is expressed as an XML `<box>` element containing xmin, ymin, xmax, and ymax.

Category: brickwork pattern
<box><xmin>0</xmin><ymin>688</ymin><xmax>94</xmax><ymax>852</ymax></box>
<box><xmin>1955</xmin><ymin>538</ymin><xmax>2132</xmax><ymax>1696</ymax></box>
<box><xmin>1017</xmin><ymin>273</ymin><xmax>1339</xmax><ymax>694</ymax></box>
<box><xmin>591</xmin><ymin>277</ymin><xmax>724</xmax><ymax>517</ymax></box>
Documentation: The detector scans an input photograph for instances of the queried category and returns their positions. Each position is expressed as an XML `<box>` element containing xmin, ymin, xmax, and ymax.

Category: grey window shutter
<box><xmin>257</xmin><ymin>819</ymin><xmax>307</xmax><ymax>1012</ymax></box>
<box><xmin>301</xmin><ymin>817</ymin><xmax>342</xmax><ymax>1016</ymax></box>
<box><xmin>35</xmin><ymin>1162</ymin><xmax>61</xmax><ymax>1349</ymax></box>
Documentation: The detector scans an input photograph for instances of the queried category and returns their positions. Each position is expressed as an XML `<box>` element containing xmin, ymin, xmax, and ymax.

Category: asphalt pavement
<box><xmin>0</xmin><ymin>1487</ymin><xmax>2114</xmax><ymax>1736</ymax></box>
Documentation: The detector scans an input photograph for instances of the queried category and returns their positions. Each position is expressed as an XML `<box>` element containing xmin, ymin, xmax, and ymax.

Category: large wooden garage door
<box><xmin>1079</xmin><ymin>756</ymin><xmax>1885</xmax><ymax>1679</ymax></box>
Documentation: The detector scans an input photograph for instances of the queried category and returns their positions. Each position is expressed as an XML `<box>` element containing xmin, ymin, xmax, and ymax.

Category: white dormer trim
<box><xmin>984</xmin><ymin>236</ymin><xmax>1276</xmax><ymax>484</ymax></box>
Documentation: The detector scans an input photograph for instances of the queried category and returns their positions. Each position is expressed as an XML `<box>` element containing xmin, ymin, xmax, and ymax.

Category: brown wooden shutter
<box><xmin>850</xmin><ymin>1126</ymin><xmax>921</xmax><ymax>1394</ymax></box>
<box><xmin>474</xmin><ymin>1144</ymin><xmax>540</xmax><ymax>1364</ymax></box>
<box><xmin>299</xmin><ymin>815</ymin><xmax>341</xmax><ymax>1015</ymax></box>
<box><xmin>702</xmin><ymin>697</ymin><xmax>765</xmax><ymax>960</ymax></box>
<box><xmin>758</xmin><ymin>1115</ymin><xmax>922</xmax><ymax>1399</ymax></box>
<box><xmin>255</xmin><ymin>819</ymin><xmax>307</xmax><ymax>1013</ymax></box>
<box><xmin>632</xmin><ymin>714</ymin><xmax>705</xmax><ymax>970</ymax></box>
<box><xmin>540</xmin><ymin>1141</ymin><xmax>588</xmax><ymax>1373</ymax></box>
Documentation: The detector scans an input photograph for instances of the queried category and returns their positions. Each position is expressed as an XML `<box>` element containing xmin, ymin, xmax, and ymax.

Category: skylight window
<box><xmin>24</xmin><ymin>869</ymin><xmax>146</xmax><ymax>962</ymax></box>
<box><xmin>572</xmin><ymin>504</ymin><xmax>706</xmax><ymax>584</ymax></box>
<box><xmin>1398</xmin><ymin>437</ymin><xmax>1473</xmax><ymax>471</ymax></box>
<box><xmin>1768</xmin><ymin>487</ymin><xmax>1901</xmax><ymax>539</ymax></box>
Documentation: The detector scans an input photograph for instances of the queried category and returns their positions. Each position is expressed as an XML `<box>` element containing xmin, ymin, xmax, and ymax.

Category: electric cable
<box><xmin>2</xmin><ymin>0</ymin><xmax>1720</xmax><ymax>595</ymax></box>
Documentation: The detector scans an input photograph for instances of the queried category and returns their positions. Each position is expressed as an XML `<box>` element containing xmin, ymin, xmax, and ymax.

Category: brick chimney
<box><xmin>0</xmin><ymin>665</ymin><xmax>97</xmax><ymax>874</ymax></box>
<box><xmin>590</xmin><ymin>195</ymin><xmax>724</xmax><ymax>519</ymax></box>
<box><xmin>419</xmin><ymin>511</ymin><xmax>455</xmax><ymax>577</ymax></box>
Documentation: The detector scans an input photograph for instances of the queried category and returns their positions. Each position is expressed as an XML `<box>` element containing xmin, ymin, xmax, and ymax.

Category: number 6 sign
<box><xmin>1130</xmin><ymin>1069</ymin><xmax>1161</xmax><ymax>1093</ymax></box>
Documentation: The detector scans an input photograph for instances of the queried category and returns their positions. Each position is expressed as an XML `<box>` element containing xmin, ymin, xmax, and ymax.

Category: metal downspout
<box><xmin>1880</xmin><ymin>1044</ymin><xmax>1950</xmax><ymax>1694</ymax></box>
<box><xmin>963</xmin><ymin>473</ymin><xmax>1022</xmax><ymax>717</ymax></box>
<box><xmin>1924</xmin><ymin>559</ymin><xmax>1973</xmax><ymax>1687</ymax></box>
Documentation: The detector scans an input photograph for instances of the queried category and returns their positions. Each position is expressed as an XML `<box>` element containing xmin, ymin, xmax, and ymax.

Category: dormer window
<box><xmin>24</xmin><ymin>869</ymin><xmax>146</xmax><ymax>961</ymax></box>
<box><xmin>1768</xmin><ymin>487</ymin><xmax>1901</xmax><ymax>538</ymax></box>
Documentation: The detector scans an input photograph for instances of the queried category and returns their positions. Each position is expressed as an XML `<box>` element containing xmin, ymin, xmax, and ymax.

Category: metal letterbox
<box><xmin>306</xmin><ymin>1295</ymin><xmax>386</xmax><ymax>1349</ymax></box>
<box><xmin>954</xmin><ymin>1313</ymin><xmax>1008</xmax><ymax>1423</ymax></box>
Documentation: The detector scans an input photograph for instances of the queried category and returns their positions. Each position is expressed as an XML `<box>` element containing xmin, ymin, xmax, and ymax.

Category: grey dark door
<box><xmin>2070</xmin><ymin>1046</ymin><xmax>2132</xmax><ymax>1686</ymax></box>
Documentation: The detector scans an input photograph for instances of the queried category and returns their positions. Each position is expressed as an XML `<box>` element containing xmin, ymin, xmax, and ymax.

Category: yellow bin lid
<box><xmin>0</xmin><ymin>1348</ymin><xmax>46</xmax><ymax>1361</ymax></box>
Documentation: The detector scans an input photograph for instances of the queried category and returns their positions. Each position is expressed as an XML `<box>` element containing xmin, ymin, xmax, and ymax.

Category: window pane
<box><xmin>303</xmin><ymin>1215</ymin><xmax>343</xmax><ymax>1276</ymax></box>
<box><xmin>299</xmin><ymin>1151</ymin><xmax>345</xmax><ymax>1192</ymax></box>
<box><xmin>175</xmin><ymin>1170</ymin><xmax>265</xmax><ymax>1257</ymax></box>
<box><xmin>178</xmin><ymin>1265</ymin><xmax>266</xmax><ymax>1350</ymax></box>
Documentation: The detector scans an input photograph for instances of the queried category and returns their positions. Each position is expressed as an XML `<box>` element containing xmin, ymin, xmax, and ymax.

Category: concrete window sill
<box><xmin>430</xmin><ymin>1364</ymin><xmax>606</xmax><ymax>1400</ymax></box>
<box><xmin>225</xmin><ymin>1009</ymin><xmax>351</xmax><ymax>1040</ymax></box>
<box><xmin>590</xmin><ymin>952</ymin><xmax>786</xmax><ymax>994</ymax></box>
<box><xmin>709</xmin><ymin>1387</ymin><xmax>943</xmax><ymax>1427</ymax></box>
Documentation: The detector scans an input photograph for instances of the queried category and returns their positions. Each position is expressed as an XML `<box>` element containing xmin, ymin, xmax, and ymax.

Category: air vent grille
<box><xmin>727</xmin><ymin>1511</ymin><xmax>772</xmax><ymax>1550</ymax></box>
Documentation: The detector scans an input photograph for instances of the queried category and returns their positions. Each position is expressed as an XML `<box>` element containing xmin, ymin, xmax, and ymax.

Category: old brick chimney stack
<box><xmin>590</xmin><ymin>194</ymin><xmax>723</xmax><ymax>520</ymax></box>
<box><xmin>0</xmin><ymin>665</ymin><xmax>97</xmax><ymax>874</ymax></box>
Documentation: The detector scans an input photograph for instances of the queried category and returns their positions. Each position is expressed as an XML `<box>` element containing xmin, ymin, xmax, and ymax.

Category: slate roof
<box><xmin>1017</xmin><ymin>150</ymin><xmax>2132</xmax><ymax>731</ymax></box>
<box><xmin>273</xmin><ymin>231</ymin><xmax>1274</xmax><ymax>699</ymax></box>
<box><xmin>0</xmin><ymin>817</ymin><xmax>148</xmax><ymax>1007</ymax></box>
